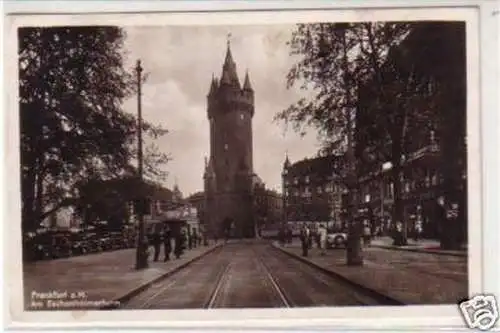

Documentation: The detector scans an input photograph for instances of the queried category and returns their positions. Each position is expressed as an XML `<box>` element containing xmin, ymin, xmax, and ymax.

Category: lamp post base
<box><xmin>347</xmin><ymin>256</ymin><xmax>364</xmax><ymax>266</ymax></box>
<box><xmin>135</xmin><ymin>238</ymin><xmax>149</xmax><ymax>270</ymax></box>
<box><xmin>346</xmin><ymin>236</ymin><xmax>364</xmax><ymax>266</ymax></box>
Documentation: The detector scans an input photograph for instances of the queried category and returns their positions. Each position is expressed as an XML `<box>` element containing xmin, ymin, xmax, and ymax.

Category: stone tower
<box><xmin>204</xmin><ymin>38</ymin><xmax>255</xmax><ymax>239</ymax></box>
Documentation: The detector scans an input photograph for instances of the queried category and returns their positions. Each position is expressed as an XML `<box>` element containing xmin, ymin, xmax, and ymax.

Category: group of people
<box><xmin>299</xmin><ymin>223</ymin><xmax>328</xmax><ymax>257</ymax></box>
<box><xmin>149</xmin><ymin>226</ymin><xmax>204</xmax><ymax>262</ymax></box>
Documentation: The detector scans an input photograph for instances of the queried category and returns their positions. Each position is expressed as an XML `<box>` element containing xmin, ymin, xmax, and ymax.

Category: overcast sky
<box><xmin>121</xmin><ymin>25</ymin><xmax>320</xmax><ymax>197</ymax></box>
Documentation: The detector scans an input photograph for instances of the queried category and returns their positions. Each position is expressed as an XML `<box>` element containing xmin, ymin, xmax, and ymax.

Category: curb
<box><xmin>101</xmin><ymin>243</ymin><xmax>223</xmax><ymax>309</ymax></box>
<box><xmin>272</xmin><ymin>243</ymin><xmax>405</xmax><ymax>306</ymax></box>
<box><xmin>371</xmin><ymin>244</ymin><xmax>467</xmax><ymax>258</ymax></box>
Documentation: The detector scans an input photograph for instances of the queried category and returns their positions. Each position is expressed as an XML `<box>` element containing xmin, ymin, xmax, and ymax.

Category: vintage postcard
<box><xmin>3</xmin><ymin>2</ymin><xmax>491</xmax><ymax>331</ymax></box>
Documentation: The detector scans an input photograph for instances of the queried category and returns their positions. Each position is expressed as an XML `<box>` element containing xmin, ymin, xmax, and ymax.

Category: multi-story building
<box><xmin>186</xmin><ymin>191</ymin><xmax>206</xmax><ymax>234</ymax></box>
<box><xmin>356</xmin><ymin>132</ymin><xmax>443</xmax><ymax>236</ymax></box>
<box><xmin>281</xmin><ymin>154</ymin><xmax>345</xmax><ymax>233</ymax></box>
<box><xmin>354</xmin><ymin>23</ymin><xmax>467</xmax><ymax>239</ymax></box>
<box><xmin>252</xmin><ymin>179</ymin><xmax>283</xmax><ymax>234</ymax></box>
<box><xmin>203</xmin><ymin>39</ymin><xmax>256</xmax><ymax>238</ymax></box>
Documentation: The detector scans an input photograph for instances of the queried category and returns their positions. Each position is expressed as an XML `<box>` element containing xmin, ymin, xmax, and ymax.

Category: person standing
<box><xmin>413</xmin><ymin>215</ymin><xmax>423</xmax><ymax>242</ymax></box>
<box><xmin>174</xmin><ymin>229</ymin><xmax>183</xmax><ymax>259</ymax></box>
<box><xmin>363</xmin><ymin>221</ymin><xmax>371</xmax><ymax>247</ymax></box>
<box><xmin>187</xmin><ymin>228</ymin><xmax>192</xmax><ymax>250</ymax></box>
<box><xmin>151</xmin><ymin>228</ymin><xmax>162</xmax><ymax>262</ymax></box>
<box><xmin>192</xmin><ymin>229</ymin><xmax>198</xmax><ymax>248</ymax></box>
<box><xmin>278</xmin><ymin>228</ymin><xmax>285</xmax><ymax>246</ymax></box>
<box><xmin>300</xmin><ymin>225</ymin><xmax>310</xmax><ymax>257</ymax></box>
<box><xmin>163</xmin><ymin>226</ymin><xmax>172</xmax><ymax>262</ymax></box>
<box><xmin>318</xmin><ymin>224</ymin><xmax>327</xmax><ymax>256</ymax></box>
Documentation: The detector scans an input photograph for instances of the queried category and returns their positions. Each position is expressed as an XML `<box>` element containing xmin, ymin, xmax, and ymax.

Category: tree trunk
<box><xmin>391</xmin><ymin>161</ymin><xmax>407</xmax><ymax>245</ymax></box>
<box><xmin>21</xmin><ymin>168</ymin><xmax>37</xmax><ymax>232</ymax></box>
<box><xmin>346</xmin><ymin>181</ymin><xmax>363</xmax><ymax>265</ymax></box>
<box><xmin>34</xmin><ymin>167</ymin><xmax>44</xmax><ymax>228</ymax></box>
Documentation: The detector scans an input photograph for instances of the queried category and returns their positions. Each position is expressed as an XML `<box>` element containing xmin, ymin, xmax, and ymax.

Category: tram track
<box><xmin>124</xmin><ymin>241</ymin><xmax>403</xmax><ymax>309</ymax></box>
<box><xmin>123</xmin><ymin>246</ymin><xmax>231</xmax><ymax>309</ymax></box>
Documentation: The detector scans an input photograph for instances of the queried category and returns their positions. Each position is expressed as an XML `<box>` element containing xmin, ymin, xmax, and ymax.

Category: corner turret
<box><xmin>243</xmin><ymin>70</ymin><xmax>253</xmax><ymax>92</ymax></box>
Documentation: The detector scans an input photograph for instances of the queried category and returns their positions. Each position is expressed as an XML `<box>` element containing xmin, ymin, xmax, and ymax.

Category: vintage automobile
<box><xmin>23</xmin><ymin>232</ymin><xmax>51</xmax><ymax>261</ymax></box>
<box><xmin>326</xmin><ymin>231</ymin><xmax>348</xmax><ymax>249</ymax></box>
<box><xmin>49</xmin><ymin>232</ymin><xmax>73</xmax><ymax>259</ymax></box>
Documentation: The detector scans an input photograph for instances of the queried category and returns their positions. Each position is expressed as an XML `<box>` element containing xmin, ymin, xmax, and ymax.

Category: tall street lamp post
<box><xmin>135</xmin><ymin>59</ymin><xmax>149</xmax><ymax>270</ymax></box>
<box><xmin>336</xmin><ymin>23</ymin><xmax>363</xmax><ymax>266</ymax></box>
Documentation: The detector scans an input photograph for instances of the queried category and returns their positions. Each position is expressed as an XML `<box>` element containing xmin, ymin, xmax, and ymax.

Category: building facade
<box><xmin>357</xmin><ymin>133</ymin><xmax>466</xmax><ymax>239</ymax></box>
<box><xmin>203</xmin><ymin>40</ymin><xmax>256</xmax><ymax>238</ymax></box>
<box><xmin>281</xmin><ymin>154</ymin><xmax>345</xmax><ymax>233</ymax></box>
<box><xmin>253</xmin><ymin>181</ymin><xmax>283</xmax><ymax>235</ymax></box>
<box><xmin>186</xmin><ymin>191</ymin><xmax>206</xmax><ymax>234</ymax></box>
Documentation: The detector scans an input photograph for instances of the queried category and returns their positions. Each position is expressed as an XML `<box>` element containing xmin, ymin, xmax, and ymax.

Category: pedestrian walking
<box><xmin>315</xmin><ymin>229</ymin><xmax>321</xmax><ymax>249</ymax></box>
<box><xmin>300</xmin><ymin>225</ymin><xmax>310</xmax><ymax>257</ymax></box>
<box><xmin>363</xmin><ymin>222</ymin><xmax>371</xmax><ymax>247</ymax></box>
<box><xmin>163</xmin><ymin>226</ymin><xmax>172</xmax><ymax>262</ymax></box>
<box><xmin>187</xmin><ymin>229</ymin><xmax>193</xmax><ymax>250</ymax></box>
<box><xmin>174</xmin><ymin>229</ymin><xmax>184</xmax><ymax>259</ymax></box>
<box><xmin>278</xmin><ymin>228</ymin><xmax>285</xmax><ymax>246</ymax></box>
<box><xmin>151</xmin><ymin>228</ymin><xmax>162</xmax><ymax>262</ymax></box>
<box><xmin>413</xmin><ymin>216</ymin><xmax>423</xmax><ymax>242</ymax></box>
<box><xmin>318</xmin><ymin>224</ymin><xmax>327</xmax><ymax>256</ymax></box>
<box><xmin>192</xmin><ymin>229</ymin><xmax>198</xmax><ymax>248</ymax></box>
<box><xmin>392</xmin><ymin>221</ymin><xmax>403</xmax><ymax>246</ymax></box>
<box><xmin>287</xmin><ymin>228</ymin><xmax>293</xmax><ymax>244</ymax></box>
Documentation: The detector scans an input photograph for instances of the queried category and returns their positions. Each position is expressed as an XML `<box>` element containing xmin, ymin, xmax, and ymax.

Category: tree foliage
<box><xmin>276</xmin><ymin>22</ymin><xmax>465</xmax><ymax>243</ymax></box>
<box><xmin>277</xmin><ymin>23</ymin><xmax>410</xmax><ymax>151</ymax></box>
<box><xmin>19</xmin><ymin>26</ymin><xmax>170</xmax><ymax>231</ymax></box>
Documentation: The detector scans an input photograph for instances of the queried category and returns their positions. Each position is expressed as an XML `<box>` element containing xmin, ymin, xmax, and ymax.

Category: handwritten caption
<box><xmin>30</xmin><ymin>290</ymin><xmax>120</xmax><ymax>310</ymax></box>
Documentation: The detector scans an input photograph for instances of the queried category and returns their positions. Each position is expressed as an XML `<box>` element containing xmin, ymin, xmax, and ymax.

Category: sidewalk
<box><xmin>275</xmin><ymin>241</ymin><xmax>467</xmax><ymax>305</ymax></box>
<box><xmin>23</xmin><ymin>242</ymin><xmax>222</xmax><ymax>310</ymax></box>
<box><xmin>371</xmin><ymin>236</ymin><xmax>467</xmax><ymax>257</ymax></box>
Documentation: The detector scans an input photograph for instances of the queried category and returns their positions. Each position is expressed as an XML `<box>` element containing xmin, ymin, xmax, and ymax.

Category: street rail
<box><xmin>204</xmin><ymin>262</ymin><xmax>232</xmax><ymax>308</ymax></box>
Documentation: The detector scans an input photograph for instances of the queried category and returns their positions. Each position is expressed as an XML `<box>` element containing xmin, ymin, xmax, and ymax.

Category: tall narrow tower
<box><xmin>204</xmin><ymin>38</ymin><xmax>255</xmax><ymax>239</ymax></box>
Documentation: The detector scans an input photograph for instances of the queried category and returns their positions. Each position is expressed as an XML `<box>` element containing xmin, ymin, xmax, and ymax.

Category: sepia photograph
<box><xmin>18</xmin><ymin>20</ymin><xmax>470</xmax><ymax>310</ymax></box>
<box><xmin>4</xmin><ymin>3</ymin><xmax>492</xmax><ymax>330</ymax></box>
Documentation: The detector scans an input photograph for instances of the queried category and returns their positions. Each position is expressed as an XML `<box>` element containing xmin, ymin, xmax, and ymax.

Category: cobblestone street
<box><xmin>276</xmin><ymin>240</ymin><xmax>467</xmax><ymax>304</ymax></box>
<box><xmin>23</xmin><ymin>243</ymin><xmax>221</xmax><ymax>310</ymax></box>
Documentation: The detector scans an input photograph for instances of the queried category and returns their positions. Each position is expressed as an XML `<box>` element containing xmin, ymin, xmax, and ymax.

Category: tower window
<box><xmin>224</xmin><ymin>143</ymin><xmax>229</xmax><ymax>151</ymax></box>
<box><xmin>240</xmin><ymin>114</ymin><xmax>245</xmax><ymax>120</ymax></box>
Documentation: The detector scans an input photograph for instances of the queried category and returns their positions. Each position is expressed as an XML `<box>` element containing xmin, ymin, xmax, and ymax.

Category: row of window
<box><xmin>360</xmin><ymin>171</ymin><xmax>443</xmax><ymax>201</ymax></box>
<box><xmin>284</xmin><ymin>183</ymin><xmax>342</xmax><ymax>198</ymax></box>
<box><xmin>284</xmin><ymin>174</ymin><xmax>338</xmax><ymax>186</ymax></box>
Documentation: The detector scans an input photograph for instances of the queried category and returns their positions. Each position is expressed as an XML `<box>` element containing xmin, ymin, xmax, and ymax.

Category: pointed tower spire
<box><xmin>220</xmin><ymin>33</ymin><xmax>240</xmax><ymax>88</ymax></box>
<box><xmin>208</xmin><ymin>73</ymin><xmax>218</xmax><ymax>95</ymax></box>
<box><xmin>243</xmin><ymin>69</ymin><xmax>253</xmax><ymax>91</ymax></box>
<box><xmin>283</xmin><ymin>150</ymin><xmax>291</xmax><ymax>169</ymax></box>
<box><xmin>224</xmin><ymin>33</ymin><xmax>234</xmax><ymax>66</ymax></box>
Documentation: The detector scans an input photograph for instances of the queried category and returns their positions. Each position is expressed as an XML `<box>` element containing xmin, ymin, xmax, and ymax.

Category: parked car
<box><xmin>326</xmin><ymin>232</ymin><xmax>347</xmax><ymax>249</ymax></box>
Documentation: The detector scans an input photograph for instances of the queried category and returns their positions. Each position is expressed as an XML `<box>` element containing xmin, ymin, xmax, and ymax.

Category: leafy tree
<box><xmin>356</xmin><ymin>33</ymin><xmax>439</xmax><ymax>245</ymax></box>
<box><xmin>276</xmin><ymin>22</ymin><xmax>410</xmax><ymax>262</ymax></box>
<box><xmin>19</xmin><ymin>26</ymin><xmax>169</xmax><ymax>232</ymax></box>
